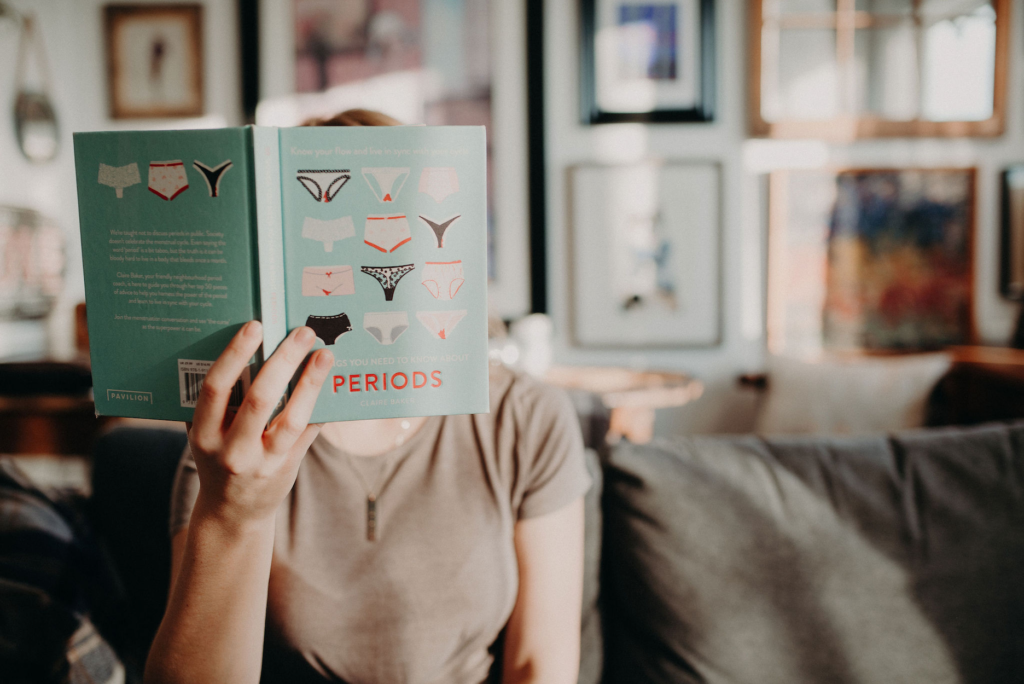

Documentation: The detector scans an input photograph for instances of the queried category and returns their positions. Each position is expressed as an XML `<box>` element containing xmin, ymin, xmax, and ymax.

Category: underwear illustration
<box><xmin>363</xmin><ymin>311</ymin><xmax>409</xmax><ymax>345</ymax></box>
<box><xmin>418</xmin><ymin>214</ymin><xmax>461</xmax><ymax>248</ymax></box>
<box><xmin>421</xmin><ymin>261</ymin><xmax>465</xmax><ymax>300</ymax></box>
<box><xmin>419</xmin><ymin>167</ymin><xmax>460</xmax><ymax>203</ymax></box>
<box><xmin>416</xmin><ymin>310</ymin><xmax>467</xmax><ymax>340</ymax></box>
<box><xmin>305</xmin><ymin>313</ymin><xmax>353</xmax><ymax>346</ymax></box>
<box><xmin>302</xmin><ymin>216</ymin><xmax>355</xmax><ymax>252</ymax></box>
<box><xmin>364</xmin><ymin>215</ymin><xmax>412</xmax><ymax>253</ymax></box>
<box><xmin>301</xmin><ymin>266</ymin><xmax>355</xmax><ymax>297</ymax></box>
<box><xmin>193</xmin><ymin>160</ymin><xmax>233</xmax><ymax>197</ymax></box>
<box><xmin>362</xmin><ymin>167</ymin><xmax>410</xmax><ymax>203</ymax></box>
<box><xmin>297</xmin><ymin>169</ymin><xmax>351</xmax><ymax>203</ymax></box>
<box><xmin>148</xmin><ymin>161</ymin><xmax>189</xmax><ymax>201</ymax></box>
<box><xmin>97</xmin><ymin>162</ymin><xmax>140</xmax><ymax>198</ymax></box>
<box><xmin>360</xmin><ymin>264</ymin><xmax>415</xmax><ymax>302</ymax></box>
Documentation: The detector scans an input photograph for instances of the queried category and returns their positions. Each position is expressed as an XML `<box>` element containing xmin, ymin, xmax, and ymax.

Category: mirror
<box><xmin>12</xmin><ymin>13</ymin><xmax>59</xmax><ymax>163</ymax></box>
<box><xmin>14</xmin><ymin>90</ymin><xmax>58</xmax><ymax>163</ymax></box>
<box><xmin>751</xmin><ymin>0</ymin><xmax>1007</xmax><ymax>138</ymax></box>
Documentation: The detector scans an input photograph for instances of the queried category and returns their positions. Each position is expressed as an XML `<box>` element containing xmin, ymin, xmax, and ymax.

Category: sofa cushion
<box><xmin>600</xmin><ymin>423</ymin><xmax>1024</xmax><ymax>684</ymax></box>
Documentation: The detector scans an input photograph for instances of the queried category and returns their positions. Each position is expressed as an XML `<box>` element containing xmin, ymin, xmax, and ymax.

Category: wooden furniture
<box><xmin>546</xmin><ymin>366</ymin><xmax>703</xmax><ymax>444</ymax></box>
<box><xmin>749</xmin><ymin>0</ymin><xmax>1010</xmax><ymax>139</ymax></box>
<box><xmin>931</xmin><ymin>346</ymin><xmax>1024</xmax><ymax>425</ymax></box>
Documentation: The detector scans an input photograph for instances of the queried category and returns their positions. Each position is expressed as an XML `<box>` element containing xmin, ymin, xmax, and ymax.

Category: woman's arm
<box><xmin>502</xmin><ymin>497</ymin><xmax>586</xmax><ymax>684</ymax></box>
<box><xmin>144</xmin><ymin>322</ymin><xmax>332</xmax><ymax>684</ymax></box>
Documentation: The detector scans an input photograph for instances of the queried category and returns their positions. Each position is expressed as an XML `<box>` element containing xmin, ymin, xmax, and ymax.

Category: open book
<box><xmin>74</xmin><ymin>126</ymin><xmax>489</xmax><ymax>422</ymax></box>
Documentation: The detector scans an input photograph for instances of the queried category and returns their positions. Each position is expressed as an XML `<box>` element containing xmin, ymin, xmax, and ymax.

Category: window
<box><xmin>750</xmin><ymin>0</ymin><xmax>1009</xmax><ymax>138</ymax></box>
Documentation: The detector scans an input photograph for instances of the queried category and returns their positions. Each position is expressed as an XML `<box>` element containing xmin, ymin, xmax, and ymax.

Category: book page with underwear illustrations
<box><xmin>262</xmin><ymin>125</ymin><xmax>490</xmax><ymax>422</ymax></box>
<box><xmin>75</xmin><ymin>125</ymin><xmax>490</xmax><ymax>422</ymax></box>
<box><xmin>74</xmin><ymin>128</ymin><xmax>263</xmax><ymax>421</ymax></box>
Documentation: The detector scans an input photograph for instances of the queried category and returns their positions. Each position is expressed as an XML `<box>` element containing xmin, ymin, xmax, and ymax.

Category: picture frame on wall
<box><xmin>569</xmin><ymin>161</ymin><xmax>721</xmax><ymax>348</ymax></box>
<box><xmin>1001</xmin><ymin>166</ymin><xmax>1024</xmax><ymax>300</ymax></box>
<box><xmin>104</xmin><ymin>4</ymin><xmax>204</xmax><ymax>119</ymax></box>
<box><xmin>580</xmin><ymin>0</ymin><xmax>715</xmax><ymax>124</ymax></box>
<box><xmin>768</xmin><ymin>168</ymin><xmax>976</xmax><ymax>356</ymax></box>
<box><xmin>256</xmin><ymin>0</ymin><xmax>534</xmax><ymax>319</ymax></box>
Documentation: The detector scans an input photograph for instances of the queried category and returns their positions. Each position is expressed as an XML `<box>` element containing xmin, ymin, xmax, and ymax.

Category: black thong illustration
<box><xmin>305</xmin><ymin>313</ymin><xmax>353</xmax><ymax>345</ymax></box>
<box><xmin>418</xmin><ymin>214</ymin><xmax>461</xmax><ymax>248</ymax></box>
<box><xmin>360</xmin><ymin>264</ymin><xmax>415</xmax><ymax>302</ymax></box>
<box><xmin>297</xmin><ymin>169</ymin><xmax>351</xmax><ymax>203</ymax></box>
<box><xmin>193</xmin><ymin>160</ymin><xmax>233</xmax><ymax>197</ymax></box>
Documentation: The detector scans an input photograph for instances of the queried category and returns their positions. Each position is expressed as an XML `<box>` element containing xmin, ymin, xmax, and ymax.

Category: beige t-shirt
<box><xmin>170</xmin><ymin>364</ymin><xmax>591</xmax><ymax>684</ymax></box>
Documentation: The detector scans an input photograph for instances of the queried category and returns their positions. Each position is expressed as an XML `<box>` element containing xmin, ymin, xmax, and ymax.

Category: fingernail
<box><xmin>244</xmin><ymin>320</ymin><xmax>262</xmax><ymax>337</ymax></box>
<box><xmin>296</xmin><ymin>326</ymin><xmax>314</xmax><ymax>343</ymax></box>
<box><xmin>315</xmin><ymin>349</ymin><xmax>334</xmax><ymax>370</ymax></box>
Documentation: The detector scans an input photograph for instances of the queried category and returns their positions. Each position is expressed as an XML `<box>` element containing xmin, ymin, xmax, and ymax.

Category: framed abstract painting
<box><xmin>768</xmin><ymin>168</ymin><xmax>976</xmax><ymax>356</ymax></box>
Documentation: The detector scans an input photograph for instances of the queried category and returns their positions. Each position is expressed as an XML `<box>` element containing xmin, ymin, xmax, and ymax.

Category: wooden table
<box><xmin>546</xmin><ymin>366</ymin><xmax>703</xmax><ymax>444</ymax></box>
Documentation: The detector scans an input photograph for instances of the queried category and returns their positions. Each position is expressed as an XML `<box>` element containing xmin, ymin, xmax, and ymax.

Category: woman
<box><xmin>144</xmin><ymin>110</ymin><xmax>590</xmax><ymax>684</ymax></box>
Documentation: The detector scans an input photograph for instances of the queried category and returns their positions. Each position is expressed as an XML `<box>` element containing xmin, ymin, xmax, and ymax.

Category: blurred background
<box><xmin>1</xmin><ymin>0</ymin><xmax>1024</xmax><ymax>461</ymax></box>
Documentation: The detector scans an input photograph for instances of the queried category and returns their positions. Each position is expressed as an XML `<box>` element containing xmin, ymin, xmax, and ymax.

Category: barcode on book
<box><xmin>178</xmin><ymin>359</ymin><xmax>251</xmax><ymax>409</ymax></box>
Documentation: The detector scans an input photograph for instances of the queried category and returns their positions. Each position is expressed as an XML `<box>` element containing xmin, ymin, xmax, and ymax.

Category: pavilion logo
<box><xmin>106</xmin><ymin>389</ymin><xmax>153</xmax><ymax>404</ymax></box>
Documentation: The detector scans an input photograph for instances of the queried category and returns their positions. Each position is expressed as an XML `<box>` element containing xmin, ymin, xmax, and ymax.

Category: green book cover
<box><xmin>74</xmin><ymin>125</ymin><xmax>490</xmax><ymax>422</ymax></box>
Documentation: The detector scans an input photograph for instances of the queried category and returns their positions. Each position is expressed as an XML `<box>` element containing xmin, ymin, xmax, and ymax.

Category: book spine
<box><xmin>252</xmin><ymin>126</ymin><xmax>288</xmax><ymax>358</ymax></box>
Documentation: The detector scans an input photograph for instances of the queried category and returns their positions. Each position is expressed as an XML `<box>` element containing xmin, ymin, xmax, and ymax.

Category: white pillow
<box><xmin>755</xmin><ymin>353</ymin><xmax>953</xmax><ymax>435</ymax></box>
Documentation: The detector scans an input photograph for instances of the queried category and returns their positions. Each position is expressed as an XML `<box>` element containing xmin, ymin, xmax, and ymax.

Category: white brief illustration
<box><xmin>98</xmin><ymin>163</ymin><xmax>141</xmax><ymax>198</ymax></box>
<box><xmin>148</xmin><ymin>160</ymin><xmax>189</xmax><ymax>200</ymax></box>
<box><xmin>418</xmin><ymin>167</ymin><xmax>459</xmax><ymax>203</ymax></box>
<box><xmin>364</xmin><ymin>214</ymin><xmax>412</xmax><ymax>253</ymax></box>
<box><xmin>416</xmin><ymin>310</ymin><xmax>467</xmax><ymax>340</ymax></box>
<box><xmin>421</xmin><ymin>260</ymin><xmax>465</xmax><ymax>300</ymax></box>
<box><xmin>302</xmin><ymin>266</ymin><xmax>355</xmax><ymax>297</ymax></box>
<box><xmin>302</xmin><ymin>216</ymin><xmax>356</xmax><ymax>252</ymax></box>
<box><xmin>363</xmin><ymin>167</ymin><xmax>410</xmax><ymax>203</ymax></box>
<box><xmin>364</xmin><ymin>311</ymin><xmax>409</xmax><ymax>345</ymax></box>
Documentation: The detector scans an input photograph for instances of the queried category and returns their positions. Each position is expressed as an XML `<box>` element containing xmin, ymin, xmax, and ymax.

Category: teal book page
<box><xmin>276</xmin><ymin>126</ymin><xmax>490</xmax><ymax>422</ymax></box>
<box><xmin>74</xmin><ymin>128</ymin><xmax>259</xmax><ymax>420</ymax></box>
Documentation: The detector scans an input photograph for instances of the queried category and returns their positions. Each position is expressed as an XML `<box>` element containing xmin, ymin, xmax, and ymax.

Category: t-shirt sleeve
<box><xmin>514</xmin><ymin>378</ymin><xmax>592</xmax><ymax>520</ymax></box>
<box><xmin>169</xmin><ymin>442</ymin><xmax>200</xmax><ymax>537</ymax></box>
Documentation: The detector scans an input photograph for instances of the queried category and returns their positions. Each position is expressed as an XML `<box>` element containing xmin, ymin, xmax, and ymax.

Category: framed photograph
<box><xmin>768</xmin><ymin>168</ymin><xmax>976</xmax><ymax>356</ymax></box>
<box><xmin>256</xmin><ymin>0</ymin><xmax>532</xmax><ymax>318</ymax></box>
<box><xmin>569</xmin><ymin>162</ymin><xmax>721</xmax><ymax>348</ymax></box>
<box><xmin>580</xmin><ymin>0</ymin><xmax>715</xmax><ymax>124</ymax></box>
<box><xmin>104</xmin><ymin>4</ymin><xmax>204</xmax><ymax>119</ymax></box>
<box><xmin>1001</xmin><ymin>166</ymin><xmax>1024</xmax><ymax>299</ymax></box>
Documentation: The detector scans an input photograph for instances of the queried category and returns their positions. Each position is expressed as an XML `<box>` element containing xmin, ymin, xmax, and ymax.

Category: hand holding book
<box><xmin>187</xmin><ymin>321</ymin><xmax>332</xmax><ymax>530</ymax></box>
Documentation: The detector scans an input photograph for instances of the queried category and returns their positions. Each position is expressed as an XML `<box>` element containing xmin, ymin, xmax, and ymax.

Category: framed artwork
<box><xmin>749</xmin><ymin>0</ymin><xmax>1010</xmax><ymax>139</ymax></box>
<box><xmin>1001</xmin><ymin>166</ymin><xmax>1024</xmax><ymax>299</ymax></box>
<box><xmin>104</xmin><ymin>5</ymin><xmax>204</xmax><ymax>119</ymax></box>
<box><xmin>569</xmin><ymin>162</ymin><xmax>721</xmax><ymax>348</ymax></box>
<box><xmin>253</xmin><ymin>0</ymin><xmax>532</xmax><ymax>318</ymax></box>
<box><xmin>580</xmin><ymin>0</ymin><xmax>715</xmax><ymax>124</ymax></box>
<box><xmin>768</xmin><ymin>168</ymin><xmax>976</xmax><ymax>356</ymax></box>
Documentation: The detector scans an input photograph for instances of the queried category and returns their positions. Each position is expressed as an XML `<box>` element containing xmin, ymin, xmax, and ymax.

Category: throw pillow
<box><xmin>756</xmin><ymin>352</ymin><xmax>952</xmax><ymax>435</ymax></box>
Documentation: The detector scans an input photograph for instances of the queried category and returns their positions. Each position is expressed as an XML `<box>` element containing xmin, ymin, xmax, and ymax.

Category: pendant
<box><xmin>367</xmin><ymin>496</ymin><xmax>377</xmax><ymax>541</ymax></box>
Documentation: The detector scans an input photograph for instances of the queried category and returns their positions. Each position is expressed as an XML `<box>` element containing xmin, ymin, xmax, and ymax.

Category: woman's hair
<box><xmin>302</xmin><ymin>109</ymin><xmax>401</xmax><ymax>127</ymax></box>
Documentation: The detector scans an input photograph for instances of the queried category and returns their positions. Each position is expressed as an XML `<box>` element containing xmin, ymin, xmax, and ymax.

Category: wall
<box><xmin>543</xmin><ymin>0</ymin><xmax>1022</xmax><ymax>435</ymax></box>
<box><xmin>0</xmin><ymin>0</ymin><xmax>241</xmax><ymax>358</ymax></box>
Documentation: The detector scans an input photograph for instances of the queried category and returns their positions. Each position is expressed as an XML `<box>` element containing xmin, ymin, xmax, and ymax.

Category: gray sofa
<box><xmin>3</xmin><ymin>420</ymin><xmax>1023</xmax><ymax>683</ymax></box>
<box><xmin>584</xmin><ymin>422</ymin><xmax>1024</xmax><ymax>684</ymax></box>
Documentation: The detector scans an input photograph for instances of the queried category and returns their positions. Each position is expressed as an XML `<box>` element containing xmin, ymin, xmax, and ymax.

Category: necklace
<box><xmin>345</xmin><ymin>419</ymin><xmax>412</xmax><ymax>541</ymax></box>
